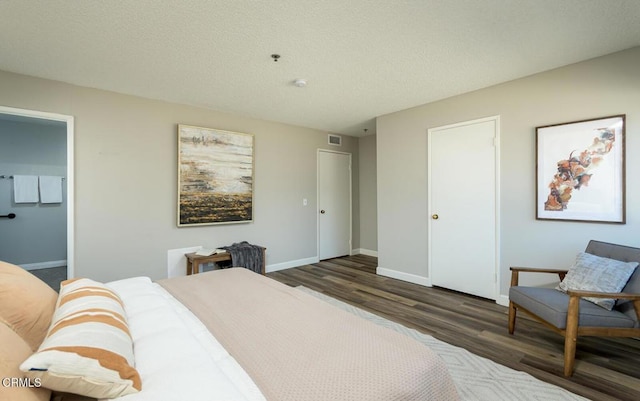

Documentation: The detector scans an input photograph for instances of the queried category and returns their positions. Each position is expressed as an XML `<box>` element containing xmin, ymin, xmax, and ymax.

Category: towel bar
<box><xmin>0</xmin><ymin>175</ymin><xmax>65</xmax><ymax>180</ymax></box>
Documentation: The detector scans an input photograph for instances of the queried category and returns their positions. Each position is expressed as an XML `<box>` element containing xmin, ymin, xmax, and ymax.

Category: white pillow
<box><xmin>20</xmin><ymin>278</ymin><xmax>141</xmax><ymax>399</ymax></box>
<box><xmin>557</xmin><ymin>252</ymin><xmax>638</xmax><ymax>310</ymax></box>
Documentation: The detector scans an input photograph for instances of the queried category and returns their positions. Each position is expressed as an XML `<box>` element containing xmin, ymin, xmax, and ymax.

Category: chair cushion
<box><xmin>556</xmin><ymin>252</ymin><xmax>638</xmax><ymax>310</ymax></box>
<box><xmin>619</xmin><ymin>266</ymin><xmax>640</xmax><ymax>304</ymax></box>
<box><xmin>509</xmin><ymin>286</ymin><xmax>636</xmax><ymax>329</ymax></box>
<box><xmin>585</xmin><ymin>240</ymin><xmax>640</xmax><ymax>307</ymax></box>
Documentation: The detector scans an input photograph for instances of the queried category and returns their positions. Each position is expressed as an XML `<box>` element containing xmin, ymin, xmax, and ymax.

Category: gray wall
<box><xmin>0</xmin><ymin>118</ymin><xmax>67</xmax><ymax>265</ymax></box>
<box><xmin>376</xmin><ymin>46</ymin><xmax>640</xmax><ymax>299</ymax></box>
<box><xmin>358</xmin><ymin>134</ymin><xmax>377</xmax><ymax>252</ymax></box>
<box><xmin>0</xmin><ymin>70</ymin><xmax>359</xmax><ymax>282</ymax></box>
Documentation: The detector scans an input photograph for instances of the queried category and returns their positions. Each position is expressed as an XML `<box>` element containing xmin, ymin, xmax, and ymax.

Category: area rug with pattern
<box><xmin>296</xmin><ymin>286</ymin><xmax>589</xmax><ymax>401</ymax></box>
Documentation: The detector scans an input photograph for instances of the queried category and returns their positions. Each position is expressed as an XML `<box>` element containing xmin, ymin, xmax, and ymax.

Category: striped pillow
<box><xmin>20</xmin><ymin>278</ymin><xmax>141</xmax><ymax>399</ymax></box>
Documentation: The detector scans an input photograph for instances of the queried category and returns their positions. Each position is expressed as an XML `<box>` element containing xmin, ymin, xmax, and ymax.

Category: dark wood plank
<box><xmin>268</xmin><ymin>255</ymin><xmax>640</xmax><ymax>401</ymax></box>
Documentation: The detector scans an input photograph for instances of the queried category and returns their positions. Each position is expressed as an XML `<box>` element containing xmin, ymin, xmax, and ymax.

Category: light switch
<box><xmin>303</xmin><ymin>198</ymin><xmax>308</xmax><ymax>206</ymax></box>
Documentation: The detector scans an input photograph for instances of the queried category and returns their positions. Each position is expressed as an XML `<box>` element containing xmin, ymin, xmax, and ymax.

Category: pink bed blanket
<box><xmin>158</xmin><ymin>268</ymin><xmax>459</xmax><ymax>401</ymax></box>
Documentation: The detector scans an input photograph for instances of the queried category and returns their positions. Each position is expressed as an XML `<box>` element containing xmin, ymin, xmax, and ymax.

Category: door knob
<box><xmin>432</xmin><ymin>214</ymin><xmax>439</xmax><ymax>220</ymax></box>
<box><xmin>320</xmin><ymin>210</ymin><xmax>326</xmax><ymax>214</ymax></box>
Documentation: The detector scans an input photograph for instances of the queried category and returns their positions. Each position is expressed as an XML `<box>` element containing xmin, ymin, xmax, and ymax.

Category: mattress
<box><xmin>158</xmin><ymin>268</ymin><xmax>459</xmax><ymax>401</ymax></box>
<box><xmin>102</xmin><ymin>269</ymin><xmax>458</xmax><ymax>400</ymax></box>
<box><xmin>105</xmin><ymin>276</ymin><xmax>265</xmax><ymax>401</ymax></box>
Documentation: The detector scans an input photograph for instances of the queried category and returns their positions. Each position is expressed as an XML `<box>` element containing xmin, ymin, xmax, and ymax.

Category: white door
<box><xmin>428</xmin><ymin>116</ymin><xmax>498</xmax><ymax>299</ymax></box>
<box><xmin>318</xmin><ymin>150</ymin><xmax>351</xmax><ymax>260</ymax></box>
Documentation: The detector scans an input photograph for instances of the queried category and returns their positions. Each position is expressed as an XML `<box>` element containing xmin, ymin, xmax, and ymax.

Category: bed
<box><xmin>0</xmin><ymin>260</ymin><xmax>459</xmax><ymax>401</ymax></box>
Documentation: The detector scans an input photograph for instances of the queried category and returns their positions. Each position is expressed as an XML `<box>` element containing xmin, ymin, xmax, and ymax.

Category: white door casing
<box><xmin>0</xmin><ymin>105</ymin><xmax>75</xmax><ymax>278</ymax></box>
<box><xmin>318</xmin><ymin>150</ymin><xmax>352</xmax><ymax>260</ymax></box>
<box><xmin>428</xmin><ymin>116</ymin><xmax>500</xmax><ymax>300</ymax></box>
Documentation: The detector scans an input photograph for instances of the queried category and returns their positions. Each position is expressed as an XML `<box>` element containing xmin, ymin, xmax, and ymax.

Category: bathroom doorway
<box><xmin>0</xmin><ymin>106</ymin><xmax>74</xmax><ymax>289</ymax></box>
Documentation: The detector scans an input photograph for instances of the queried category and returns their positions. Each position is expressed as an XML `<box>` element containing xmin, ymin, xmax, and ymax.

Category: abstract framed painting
<box><xmin>177</xmin><ymin>124</ymin><xmax>254</xmax><ymax>226</ymax></box>
<box><xmin>536</xmin><ymin>115</ymin><xmax>625</xmax><ymax>224</ymax></box>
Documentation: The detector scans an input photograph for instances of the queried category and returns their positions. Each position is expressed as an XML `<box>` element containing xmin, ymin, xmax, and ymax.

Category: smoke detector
<box><xmin>293</xmin><ymin>79</ymin><xmax>307</xmax><ymax>88</ymax></box>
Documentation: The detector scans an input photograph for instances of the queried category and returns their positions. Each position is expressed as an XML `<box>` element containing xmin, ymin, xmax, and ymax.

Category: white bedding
<box><xmin>105</xmin><ymin>277</ymin><xmax>266</xmax><ymax>401</ymax></box>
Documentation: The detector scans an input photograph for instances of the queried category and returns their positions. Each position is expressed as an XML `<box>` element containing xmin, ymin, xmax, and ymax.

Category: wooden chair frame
<box><xmin>508</xmin><ymin>267</ymin><xmax>640</xmax><ymax>377</ymax></box>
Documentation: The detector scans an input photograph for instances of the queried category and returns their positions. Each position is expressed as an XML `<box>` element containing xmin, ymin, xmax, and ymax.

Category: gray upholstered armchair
<box><xmin>508</xmin><ymin>240</ymin><xmax>640</xmax><ymax>376</ymax></box>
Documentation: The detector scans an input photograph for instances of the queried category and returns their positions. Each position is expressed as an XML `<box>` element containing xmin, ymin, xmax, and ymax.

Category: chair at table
<box><xmin>508</xmin><ymin>240</ymin><xmax>640</xmax><ymax>376</ymax></box>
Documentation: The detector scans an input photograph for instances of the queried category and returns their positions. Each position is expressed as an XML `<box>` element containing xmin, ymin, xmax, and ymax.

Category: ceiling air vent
<box><xmin>328</xmin><ymin>134</ymin><xmax>342</xmax><ymax>146</ymax></box>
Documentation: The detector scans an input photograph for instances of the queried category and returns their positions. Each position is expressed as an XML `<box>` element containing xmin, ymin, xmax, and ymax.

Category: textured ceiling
<box><xmin>1</xmin><ymin>1</ymin><xmax>639</xmax><ymax>136</ymax></box>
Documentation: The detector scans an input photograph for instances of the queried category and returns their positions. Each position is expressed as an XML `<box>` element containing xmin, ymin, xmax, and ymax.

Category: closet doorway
<box><xmin>0</xmin><ymin>106</ymin><xmax>74</xmax><ymax>285</ymax></box>
<box><xmin>317</xmin><ymin>150</ymin><xmax>352</xmax><ymax>260</ymax></box>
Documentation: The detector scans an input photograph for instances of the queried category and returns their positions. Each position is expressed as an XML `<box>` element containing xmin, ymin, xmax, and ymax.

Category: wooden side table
<box><xmin>185</xmin><ymin>252</ymin><xmax>232</xmax><ymax>275</ymax></box>
<box><xmin>185</xmin><ymin>248</ymin><xmax>266</xmax><ymax>275</ymax></box>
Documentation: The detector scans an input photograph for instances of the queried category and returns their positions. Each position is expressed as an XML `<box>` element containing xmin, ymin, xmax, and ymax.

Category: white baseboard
<box><xmin>20</xmin><ymin>260</ymin><xmax>67</xmax><ymax>271</ymax></box>
<box><xmin>266</xmin><ymin>256</ymin><xmax>319</xmax><ymax>273</ymax></box>
<box><xmin>376</xmin><ymin>266</ymin><xmax>431</xmax><ymax>287</ymax></box>
<box><xmin>351</xmin><ymin>248</ymin><xmax>378</xmax><ymax>257</ymax></box>
<box><xmin>377</xmin><ymin>267</ymin><xmax>510</xmax><ymax>306</ymax></box>
<box><xmin>168</xmin><ymin>248</ymin><xmax>319</xmax><ymax>276</ymax></box>
<box><xmin>496</xmin><ymin>294</ymin><xmax>510</xmax><ymax>307</ymax></box>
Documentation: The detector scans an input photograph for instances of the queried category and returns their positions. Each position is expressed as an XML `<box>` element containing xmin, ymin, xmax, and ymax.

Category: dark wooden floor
<box><xmin>268</xmin><ymin>255</ymin><xmax>640</xmax><ymax>401</ymax></box>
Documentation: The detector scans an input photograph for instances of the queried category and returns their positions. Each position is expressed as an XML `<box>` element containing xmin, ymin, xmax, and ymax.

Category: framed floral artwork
<box><xmin>536</xmin><ymin>115</ymin><xmax>625</xmax><ymax>224</ymax></box>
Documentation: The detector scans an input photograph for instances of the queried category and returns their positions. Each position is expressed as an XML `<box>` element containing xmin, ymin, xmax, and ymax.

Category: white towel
<box><xmin>13</xmin><ymin>175</ymin><xmax>39</xmax><ymax>203</ymax></box>
<box><xmin>39</xmin><ymin>176</ymin><xmax>63</xmax><ymax>203</ymax></box>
